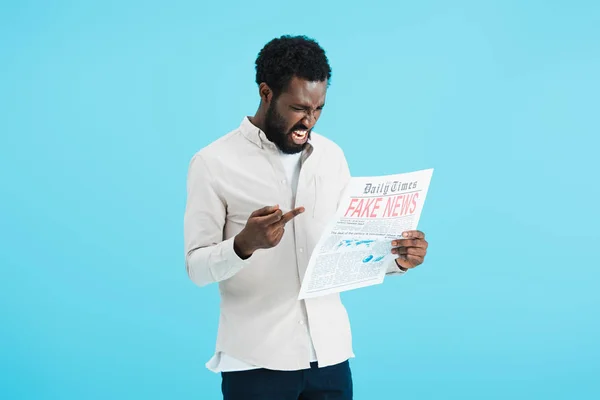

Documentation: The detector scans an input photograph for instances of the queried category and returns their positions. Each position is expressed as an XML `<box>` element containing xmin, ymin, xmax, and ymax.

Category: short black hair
<box><xmin>255</xmin><ymin>35</ymin><xmax>332</xmax><ymax>97</ymax></box>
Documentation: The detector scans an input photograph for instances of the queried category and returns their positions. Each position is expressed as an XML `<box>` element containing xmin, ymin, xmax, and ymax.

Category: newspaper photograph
<box><xmin>298</xmin><ymin>168</ymin><xmax>434</xmax><ymax>300</ymax></box>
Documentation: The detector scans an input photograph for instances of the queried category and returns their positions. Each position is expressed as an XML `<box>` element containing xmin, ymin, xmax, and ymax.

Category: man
<box><xmin>184</xmin><ymin>35</ymin><xmax>429</xmax><ymax>400</ymax></box>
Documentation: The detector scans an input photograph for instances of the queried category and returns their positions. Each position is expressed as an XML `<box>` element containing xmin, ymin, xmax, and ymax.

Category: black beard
<box><xmin>263</xmin><ymin>102</ymin><xmax>310</xmax><ymax>154</ymax></box>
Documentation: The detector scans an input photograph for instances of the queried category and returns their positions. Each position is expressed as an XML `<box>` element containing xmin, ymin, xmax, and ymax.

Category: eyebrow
<box><xmin>291</xmin><ymin>103</ymin><xmax>326</xmax><ymax>109</ymax></box>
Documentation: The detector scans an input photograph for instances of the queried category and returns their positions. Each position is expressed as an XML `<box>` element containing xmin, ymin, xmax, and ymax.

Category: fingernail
<box><xmin>392</xmin><ymin>241</ymin><xmax>398</xmax><ymax>246</ymax></box>
<box><xmin>403</xmin><ymin>232</ymin><xmax>409</xmax><ymax>237</ymax></box>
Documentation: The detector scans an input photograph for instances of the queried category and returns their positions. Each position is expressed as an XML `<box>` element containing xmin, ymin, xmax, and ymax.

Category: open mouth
<box><xmin>291</xmin><ymin>129</ymin><xmax>309</xmax><ymax>145</ymax></box>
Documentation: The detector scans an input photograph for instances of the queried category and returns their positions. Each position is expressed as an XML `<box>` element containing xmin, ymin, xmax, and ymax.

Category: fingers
<box><xmin>250</xmin><ymin>204</ymin><xmax>280</xmax><ymax>218</ymax></box>
<box><xmin>256</xmin><ymin>208</ymin><xmax>284</xmax><ymax>225</ymax></box>
<box><xmin>402</xmin><ymin>230</ymin><xmax>425</xmax><ymax>239</ymax></box>
<box><xmin>277</xmin><ymin>206</ymin><xmax>305</xmax><ymax>226</ymax></box>
<box><xmin>265</xmin><ymin>224</ymin><xmax>286</xmax><ymax>246</ymax></box>
<box><xmin>391</xmin><ymin>246</ymin><xmax>426</xmax><ymax>257</ymax></box>
<box><xmin>392</xmin><ymin>238</ymin><xmax>428</xmax><ymax>249</ymax></box>
<box><xmin>393</xmin><ymin>231</ymin><xmax>427</xmax><ymax>270</ymax></box>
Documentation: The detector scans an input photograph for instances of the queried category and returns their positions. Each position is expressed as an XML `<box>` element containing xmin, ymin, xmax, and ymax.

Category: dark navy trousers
<box><xmin>221</xmin><ymin>360</ymin><xmax>353</xmax><ymax>400</ymax></box>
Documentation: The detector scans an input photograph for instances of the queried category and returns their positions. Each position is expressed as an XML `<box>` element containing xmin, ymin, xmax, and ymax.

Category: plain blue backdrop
<box><xmin>1</xmin><ymin>1</ymin><xmax>599</xmax><ymax>399</ymax></box>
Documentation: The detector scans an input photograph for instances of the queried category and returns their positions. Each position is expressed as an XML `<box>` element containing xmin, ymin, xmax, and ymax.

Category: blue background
<box><xmin>1</xmin><ymin>1</ymin><xmax>599</xmax><ymax>399</ymax></box>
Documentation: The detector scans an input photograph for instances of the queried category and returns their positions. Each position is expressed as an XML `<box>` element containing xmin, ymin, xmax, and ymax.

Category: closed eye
<box><xmin>291</xmin><ymin>104</ymin><xmax>325</xmax><ymax>111</ymax></box>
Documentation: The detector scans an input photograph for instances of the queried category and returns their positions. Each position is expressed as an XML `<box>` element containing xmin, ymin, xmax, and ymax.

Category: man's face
<box><xmin>263</xmin><ymin>76</ymin><xmax>327</xmax><ymax>154</ymax></box>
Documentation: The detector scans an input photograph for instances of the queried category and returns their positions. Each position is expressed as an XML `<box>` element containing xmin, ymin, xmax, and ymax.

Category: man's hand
<box><xmin>234</xmin><ymin>205</ymin><xmax>305</xmax><ymax>259</ymax></box>
<box><xmin>391</xmin><ymin>230</ymin><xmax>428</xmax><ymax>271</ymax></box>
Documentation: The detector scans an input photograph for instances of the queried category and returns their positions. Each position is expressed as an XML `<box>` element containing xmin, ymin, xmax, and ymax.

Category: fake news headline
<box><xmin>342</xmin><ymin>179</ymin><xmax>422</xmax><ymax>219</ymax></box>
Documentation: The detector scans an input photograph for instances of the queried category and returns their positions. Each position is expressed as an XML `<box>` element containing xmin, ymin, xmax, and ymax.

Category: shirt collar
<box><xmin>240</xmin><ymin>116</ymin><xmax>270</xmax><ymax>149</ymax></box>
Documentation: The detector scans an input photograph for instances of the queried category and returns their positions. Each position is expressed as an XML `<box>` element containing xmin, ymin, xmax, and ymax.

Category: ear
<box><xmin>258</xmin><ymin>83</ymin><xmax>274</xmax><ymax>104</ymax></box>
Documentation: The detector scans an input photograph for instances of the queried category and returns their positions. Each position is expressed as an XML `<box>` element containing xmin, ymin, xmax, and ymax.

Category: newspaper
<box><xmin>298</xmin><ymin>168</ymin><xmax>433</xmax><ymax>300</ymax></box>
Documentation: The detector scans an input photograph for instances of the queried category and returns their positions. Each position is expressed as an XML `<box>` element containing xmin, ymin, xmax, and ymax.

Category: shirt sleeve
<box><xmin>385</xmin><ymin>259</ymin><xmax>408</xmax><ymax>276</ymax></box>
<box><xmin>183</xmin><ymin>153</ymin><xmax>250</xmax><ymax>287</ymax></box>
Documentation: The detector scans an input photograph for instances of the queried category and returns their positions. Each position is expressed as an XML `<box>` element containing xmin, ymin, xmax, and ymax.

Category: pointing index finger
<box><xmin>279</xmin><ymin>206</ymin><xmax>305</xmax><ymax>225</ymax></box>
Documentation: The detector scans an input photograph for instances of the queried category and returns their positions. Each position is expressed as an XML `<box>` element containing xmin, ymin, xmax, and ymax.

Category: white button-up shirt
<box><xmin>184</xmin><ymin>117</ymin><xmax>404</xmax><ymax>371</ymax></box>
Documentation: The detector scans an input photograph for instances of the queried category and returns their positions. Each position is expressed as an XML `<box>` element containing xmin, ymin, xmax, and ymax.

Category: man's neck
<box><xmin>248</xmin><ymin>108</ymin><xmax>267</xmax><ymax>133</ymax></box>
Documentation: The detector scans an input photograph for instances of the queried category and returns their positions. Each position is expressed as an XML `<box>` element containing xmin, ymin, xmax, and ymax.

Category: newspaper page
<box><xmin>298</xmin><ymin>168</ymin><xmax>433</xmax><ymax>300</ymax></box>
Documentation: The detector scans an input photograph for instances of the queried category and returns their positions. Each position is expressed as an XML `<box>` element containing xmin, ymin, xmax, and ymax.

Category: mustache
<box><xmin>288</xmin><ymin>125</ymin><xmax>311</xmax><ymax>134</ymax></box>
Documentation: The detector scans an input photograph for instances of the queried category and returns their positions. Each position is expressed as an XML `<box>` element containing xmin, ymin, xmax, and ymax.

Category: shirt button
<box><xmin>281</xmin><ymin>179</ymin><xmax>286</xmax><ymax>184</ymax></box>
<box><xmin>299</xmin><ymin>320</ymin><xmax>305</xmax><ymax>325</ymax></box>
<box><xmin>299</xmin><ymin>248</ymin><xmax>304</xmax><ymax>253</ymax></box>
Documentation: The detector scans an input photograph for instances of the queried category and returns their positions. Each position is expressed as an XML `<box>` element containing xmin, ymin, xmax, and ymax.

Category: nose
<box><xmin>302</xmin><ymin>110</ymin><xmax>317</xmax><ymax>129</ymax></box>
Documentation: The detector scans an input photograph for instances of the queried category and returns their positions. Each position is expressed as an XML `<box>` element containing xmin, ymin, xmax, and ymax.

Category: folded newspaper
<box><xmin>298</xmin><ymin>168</ymin><xmax>434</xmax><ymax>299</ymax></box>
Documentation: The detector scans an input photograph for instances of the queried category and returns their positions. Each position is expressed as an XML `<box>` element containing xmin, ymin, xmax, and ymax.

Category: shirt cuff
<box><xmin>186</xmin><ymin>236</ymin><xmax>252</xmax><ymax>286</ymax></box>
<box><xmin>223</xmin><ymin>236</ymin><xmax>241</xmax><ymax>259</ymax></box>
<box><xmin>385</xmin><ymin>258</ymin><xmax>407</xmax><ymax>276</ymax></box>
<box><xmin>217</xmin><ymin>236</ymin><xmax>252</xmax><ymax>277</ymax></box>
